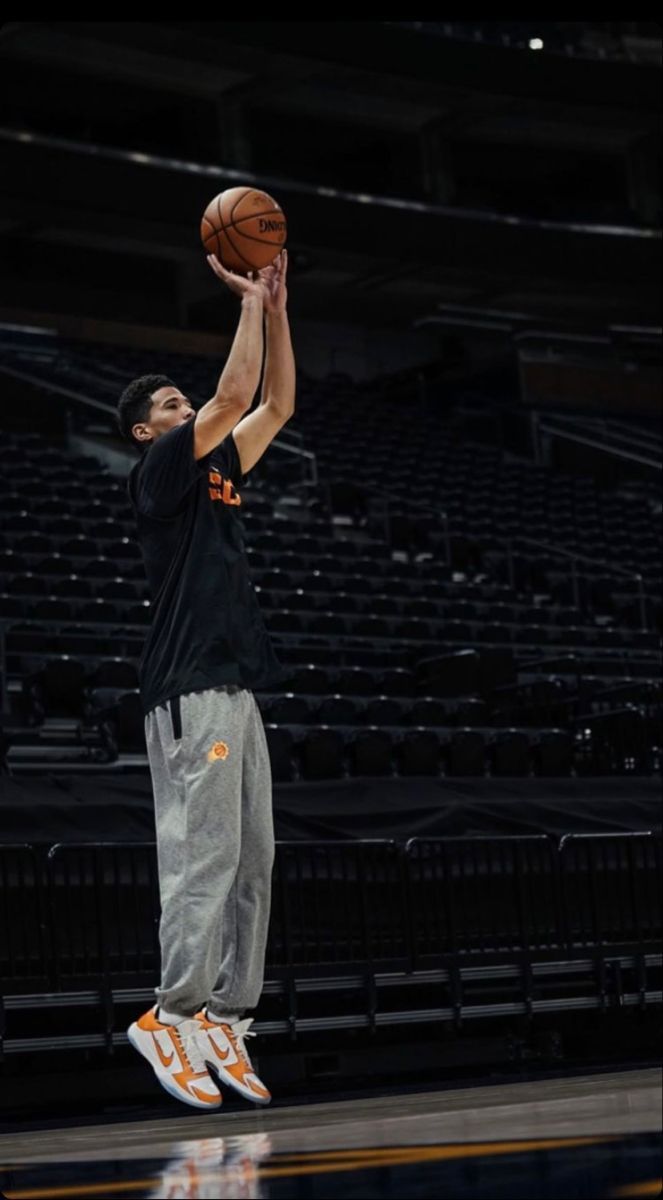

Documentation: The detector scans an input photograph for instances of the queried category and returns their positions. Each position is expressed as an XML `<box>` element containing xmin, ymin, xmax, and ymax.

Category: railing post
<box><xmin>506</xmin><ymin>538</ymin><xmax>515</xmax><ymax>589</ymax></box>
<box><xmin>442</xmin><ymin>511</ymin><xmax>451</xmax><ymax>570</ymax></box>
<box><xmin>636</xmin><ymin>575</ymin><xmax>647</xmax><ymax>631</ymax></box>
<box><xmin>571</xmin><ymin>558</ymin><xmax>580</xmax><ymax>611</ymax></box>
<box><xmin>0</xmin><ymin>625</ymin><xmax>10</xmax><ymax>716</ymax></box>
<box><xmin>531</xmin><ymin>409</ymin><xmax>541</xmax><ymax>465</ymax></box>
<box><xmin>383</xmin><ymin>494</ymin><xmax>391</xmax><ymax>548</ymax></box>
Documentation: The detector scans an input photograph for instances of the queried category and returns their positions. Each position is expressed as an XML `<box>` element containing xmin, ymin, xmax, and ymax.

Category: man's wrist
<box><xmin>265</xmin><ymin>307</ymin><xmax>288</xmax><ymax>321</ymax></box>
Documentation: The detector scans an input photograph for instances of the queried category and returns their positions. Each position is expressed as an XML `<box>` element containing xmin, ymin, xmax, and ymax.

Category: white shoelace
<box><xmin>175</xmin><ymin>1017</ymin><xmax>209</xmax><ymax>1074</ymax></box>
<box><xmin>228</xmin><ymin>1017</ymin><xmax>256</xmax><ymax>1067</ymax></box>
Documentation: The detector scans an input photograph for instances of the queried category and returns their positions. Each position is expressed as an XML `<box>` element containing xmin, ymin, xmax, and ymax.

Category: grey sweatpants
<box><xmin>145</xmin><ymin>684</ymin><xmax>274</xmax><ymax>1018</ymax></box>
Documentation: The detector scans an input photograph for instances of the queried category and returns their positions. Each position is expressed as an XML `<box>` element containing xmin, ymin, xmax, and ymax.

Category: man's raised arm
<box><xmin>193</xmin><ymin>256</ymin><xmax>265</xmax><ymax>461</ymax></box>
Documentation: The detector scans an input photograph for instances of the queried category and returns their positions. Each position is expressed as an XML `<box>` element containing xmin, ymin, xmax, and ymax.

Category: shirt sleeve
<box><xmin>134</xmin><ymin>419</ymin><xmax>207</xmax><ymax>517</ymax></box>
<box><xmin>224</xmin><ymin>430</ymin><xmax>248</xmax><ymax>491</ymax></box>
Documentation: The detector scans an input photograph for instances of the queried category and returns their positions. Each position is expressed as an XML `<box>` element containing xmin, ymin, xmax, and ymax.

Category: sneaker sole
<box><xmin>127</xmin><ymin>1023</ymin><xmax>222</xmax><ymax>1110</ymax></box>
<box><xmin>204</xmin><ymin>1058</ymin><xmax>271</xmax><ymax>1105</ymax></box>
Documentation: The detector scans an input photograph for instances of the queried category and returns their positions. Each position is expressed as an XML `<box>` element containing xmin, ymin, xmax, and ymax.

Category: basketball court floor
<box><xmin>1</xmin><ymin>1066</ymin><xmax>660</xmax><ymax>1198</ymax></box>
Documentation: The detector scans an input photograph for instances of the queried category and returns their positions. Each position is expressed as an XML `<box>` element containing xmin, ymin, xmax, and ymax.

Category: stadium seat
<box><xmin>264</xmin><ymin>725</ymin><xmax>296</xmax><ymax>782</ymax></box>
<box><xmin>362</xmin><ymin>696</ymin><xmax>407</xmax><ymax>726</ymax></box>
<box><xmin>298</xmin><ymin>728</ymin><xmax>345</xmax><ymax>779</ymax></box>
<box><xmin>445</xmin><ymin>730</ymin><xmax>486</xmax><ymax>776</ymax></box>
<box><xmin>25</xmin><ymin>657</ymin><xmax>88</xmax><ymax>721</ymax></box>
<box><xmin>314</xmin><ymin>695</ymin><xmax>360</xmax><ymax>725</ymax></box>
<box><xmin>89</xmin><ymin>659</ymin><xmax>139</xmax><ymax>689</ymax></box>
<box><xmin>349</xmin><ymin>729</ymin><xmax>394</xmax><ymax>776</ymax></box>
<box><xmin>416</xmin><ymin>649</ymin><xmax>480</xmax><ymax>697</ymax></box>
<box><xmin>531</xmin><ymin>729</ymin><xmax>574</xmax><ymax>776</ymax></box>
<box><xmin>486</xmin><ymin>730</ymin><xmax>531</xmax><ymax>776</ymax></box>
<box><xmin>261</xmin><ymin>694</ymin><xmax>312</xmax><ymax>725</ymax></box>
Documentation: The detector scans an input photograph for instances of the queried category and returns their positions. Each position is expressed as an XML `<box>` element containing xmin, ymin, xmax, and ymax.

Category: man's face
<box><xmin>132</xmin><ymin>387</ymin><xmax>195</xmax><ymax>445</ymax></box>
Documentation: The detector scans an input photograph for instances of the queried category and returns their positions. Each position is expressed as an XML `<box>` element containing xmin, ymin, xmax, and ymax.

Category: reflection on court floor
<box><xmin>1</xmin><ymin>1068</ymin><xmax>660</xmax><ymax>1199</ymax></box>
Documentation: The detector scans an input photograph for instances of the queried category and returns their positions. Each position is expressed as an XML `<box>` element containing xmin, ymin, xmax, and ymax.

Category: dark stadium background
<box><xmin>0</xmin><ymin>21</ymin><xmax>660</xmax><ymax>1138</ymax></box>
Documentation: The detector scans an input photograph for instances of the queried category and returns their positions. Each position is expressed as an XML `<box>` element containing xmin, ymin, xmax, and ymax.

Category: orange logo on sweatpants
<box><xmin>207</xmin><ymin>741</ymin><xmax>229</xmax><ymax>762</ymax></box>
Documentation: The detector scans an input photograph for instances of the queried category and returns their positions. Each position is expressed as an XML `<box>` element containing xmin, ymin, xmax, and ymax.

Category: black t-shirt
<box><xmin>127</xmin><ymin>418</ymin><xmax>289</xmax><ymax>715</ymax></box>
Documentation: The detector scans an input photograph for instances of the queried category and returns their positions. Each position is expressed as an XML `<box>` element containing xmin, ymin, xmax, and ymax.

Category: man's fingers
<box><xmin>207</xmin><ymin>253</ymin><xmax>233</xmax><ymax>279</ymax></box>
<box><xmin>206</xmin><ymin>254</ymin><xmax>275</xmax><ymax>298</ymax></box>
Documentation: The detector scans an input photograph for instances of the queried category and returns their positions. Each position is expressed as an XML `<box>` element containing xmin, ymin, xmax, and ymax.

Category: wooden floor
<box><xmin>1</xmin><ymin>1067</ymin><xmax>661</xmax><ymax>1198</ymax></box>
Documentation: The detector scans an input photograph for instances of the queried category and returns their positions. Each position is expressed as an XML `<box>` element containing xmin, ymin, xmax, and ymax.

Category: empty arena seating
<box><xmin>0</xmin><ymin>334</ymin><xmax>660</xmax><ymax>1070</ymax></box>
<box><xmin>0</xmin><ymin>336</ymin><xmax>661</xmax><ymax>778</ymax></box>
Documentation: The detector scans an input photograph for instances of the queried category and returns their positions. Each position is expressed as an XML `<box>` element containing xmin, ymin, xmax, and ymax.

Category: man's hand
<box><xmin>206</xmin><ymin>254</ymin><xmax>263</xmax><ymax>301</ymax></box>
<box><xmin>257</xmin><ymin>249</ymin><xmax>288</xmax><ymax>315</ymax></box>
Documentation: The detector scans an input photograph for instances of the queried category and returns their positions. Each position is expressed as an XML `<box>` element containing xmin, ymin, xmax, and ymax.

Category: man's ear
<box><xmin>132</xmin><ymin>423</ymin><xmax>153</xmax><ymax>443</ymax></box>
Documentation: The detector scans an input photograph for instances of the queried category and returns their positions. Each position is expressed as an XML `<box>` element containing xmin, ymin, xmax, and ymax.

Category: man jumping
<box><xmin>116</xmin><ymin>249</ymin><xmax>293</xmax><ymax>1109</ymax></box>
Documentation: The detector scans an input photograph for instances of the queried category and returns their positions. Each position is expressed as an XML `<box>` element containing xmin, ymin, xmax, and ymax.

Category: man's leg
<box><xmin>128</xmin><ymin>692</ymin><xmax>235</xmax><ymax>1108</ymax></box>
<box><xmin>207</xmin><ymin>687</ymin><xmax>275</xmax><ymax>1016</ymax></box>
<box><xmin>148</xmin><ymin>685</ymin><xmax>250</xmax><ymax>1017</ymax></box>
<box><xmin>196</xmin><ymin>688</ymin><xmax>274</xmax><ymax>1104</ymax></box>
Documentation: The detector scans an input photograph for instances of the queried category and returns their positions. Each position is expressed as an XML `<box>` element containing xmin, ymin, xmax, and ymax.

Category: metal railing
<box><xmin>1</xmin><ymin>833</ymin><xmax>659</xmax><ymax>993</ymax></box>
<box><xmin>339</xmin><ymin>486</ymin><xmax>651</xmax><ymax>632</ymax></box>
<box><xmin>532</xmin><ymin>412</ymin><xmax>662</xmax><ymax>474</ymax></box>
<box><xmin>0</xmin><ymin>361</ymin><xmax>318</xmax><ymax>488</ymax></box>
<box><xmin>499</xmin><ymin>535</ymin><xmax>650</xmax><ymax>629</ymax></box>
<box><xmin>0</xmin><ymin>833</ymin><xmax>660</xmax><ymax>1052</ymax></box>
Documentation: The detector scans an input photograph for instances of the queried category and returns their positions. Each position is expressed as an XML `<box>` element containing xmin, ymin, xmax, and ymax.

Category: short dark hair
<box><xmin>116</xmin><ymin>374</ymin><xmax>177</xmax><ymax>445</ymax></box>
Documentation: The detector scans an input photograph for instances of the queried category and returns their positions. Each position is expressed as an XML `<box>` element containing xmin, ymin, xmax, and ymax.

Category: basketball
<box><xmin>200</xmin><ymin>186</ymin><xmax>287</xmax><ymax>275</ymax></box>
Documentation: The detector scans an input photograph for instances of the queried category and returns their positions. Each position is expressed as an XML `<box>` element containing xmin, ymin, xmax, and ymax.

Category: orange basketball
<box><xmin>200</xmin><ymin>186</ymin><xmax>287</xmax><ymax>275</ymax></box>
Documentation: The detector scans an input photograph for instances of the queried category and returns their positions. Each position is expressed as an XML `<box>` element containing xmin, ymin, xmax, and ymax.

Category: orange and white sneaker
<box><xmin>127</xmin><ymin>1006</ymin><xmax>222</xmax><ymax>1110</ymax></box>
<box><xmin>194</xmin><ymin>1010</ymin><xmax>271</xmax><ymax>1106</ymax></box>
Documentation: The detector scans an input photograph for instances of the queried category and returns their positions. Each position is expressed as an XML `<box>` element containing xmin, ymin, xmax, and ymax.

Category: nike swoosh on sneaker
<box><xmin>208</xmin><ymin>1032</ymin><xmax>238</xmax><ymax>1067</ymax></box>
<box><xmin>211</xmin><ymin>1043</ymin><xmax>238</xmax><ymax>1067</ymax></box>
<box><xmin>152</xmin><ymin>1030</ymin><xmax>175</xmax><ymax>1067</ymax></box>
